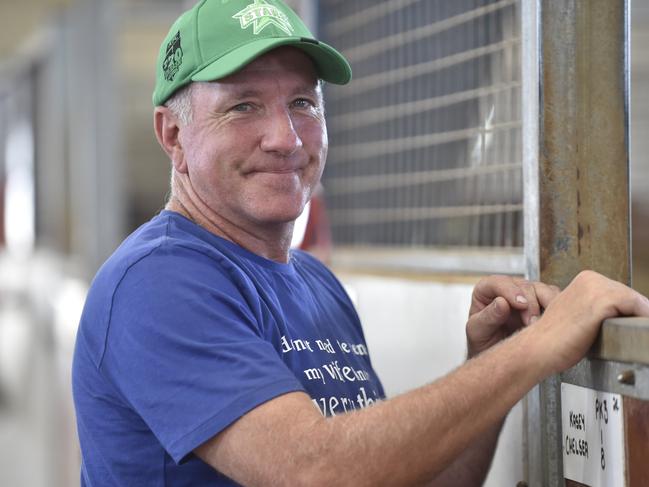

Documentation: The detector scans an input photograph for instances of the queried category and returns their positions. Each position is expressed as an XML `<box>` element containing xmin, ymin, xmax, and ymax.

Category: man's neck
<box><xmin>165</xmin><ymin>197</ymin><xmax>294</xmax><ymax>264</ymax></box>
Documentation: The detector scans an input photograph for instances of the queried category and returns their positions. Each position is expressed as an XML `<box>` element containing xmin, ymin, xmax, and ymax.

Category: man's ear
<box><xmin>154</xmin><ymin>107</ymin><xmax>188</xmax><ymax>174</ymax></box>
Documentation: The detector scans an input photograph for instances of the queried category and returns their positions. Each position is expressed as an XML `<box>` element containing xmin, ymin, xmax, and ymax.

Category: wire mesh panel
<box><xmin>320</xmin><ymin>0</ymin><xmax>523</xmax><ymax>253</ymax></box>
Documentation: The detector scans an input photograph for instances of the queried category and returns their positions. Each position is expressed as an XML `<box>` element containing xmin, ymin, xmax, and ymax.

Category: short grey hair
<box><xmin>164</xmin><ymin>84</ymin><xmax>195</xmax><ymax>202</ymax></box>
<box><xmin>164</xmin><ymin>83</ymin><xmax>195</xmax><ymax>125</ymax></box>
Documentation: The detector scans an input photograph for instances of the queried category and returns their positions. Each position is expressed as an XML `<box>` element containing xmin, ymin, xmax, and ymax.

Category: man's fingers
<box><xmin>528</xmin><ymin>282</ymin><xmax>560</xmax><ymax>311</ymax></box>
<box><xmin>568</xmin><ymin>271</ymin><xmax>649</xmax><ymax>320</ymax></box>
<box><xmin>611</xmin><ymin>288</ymin><xmax>649</xmax><ymax>318</ymax></box>
<box><xmin>472</xmin><ymin>276</ymin><xmax>531</xmax><ymax>312</ymax></box>
<box><xmin>471</xmin><ymin>276</ymin><xmax>562</xmax><ymax>327</ymax></box>
<box><xmin>485</xmin><ymin>296</ymin><xmax>510</xmax><ymax>324</ymax></box>
<box><xmin>469</xmin><ymin>296</ymin><xmax>510</xmax><ymax>333</ymax></box>
<box><xmin>511</xmin><ymin>280</ymin><xmax>561</xmax><ymax>324</ymax></box>
<box><xmin>521</xmin><ymin>283</ymin><xmax>560</xmax><ymax>325</ymax></box>
<box><xmin>637</xmin><ymin>294</ymin><xmax>649</xmax><ymax>316</ymax></box>
<box><xmin>513</xmin><ymin>281</ymin><xmax>542</xmax><ymax>325</ymax></box>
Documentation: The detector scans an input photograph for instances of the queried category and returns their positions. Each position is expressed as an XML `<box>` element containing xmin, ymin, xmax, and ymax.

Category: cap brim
<box><xmin>190</xmin><ymin>37</ymin><xmax>352</xmax><ymax>85</ymax></box>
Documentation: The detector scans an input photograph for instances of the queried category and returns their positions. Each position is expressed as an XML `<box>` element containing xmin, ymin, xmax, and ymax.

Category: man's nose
<box><xmin>260</xmin><ymin>108</ymin><xmax>303</xmax><ymax>156</ymax></box>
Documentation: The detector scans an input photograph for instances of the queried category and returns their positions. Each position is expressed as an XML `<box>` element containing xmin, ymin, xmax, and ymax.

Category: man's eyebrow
<box><xmin>291</xmin><ymin>84</ymin><xmax>321</xmax><ymax>97</ymax></box>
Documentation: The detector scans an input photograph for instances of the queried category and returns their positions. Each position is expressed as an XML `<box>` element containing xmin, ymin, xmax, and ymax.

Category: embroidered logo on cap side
<box><xmin>163</xmin><ymin>31</ymin><xmax>183</xmax><ymax>82</ymax></box>
<box><xmin>233</xmin><ymin>0</ymin><xmax>294</xmax><ymax>36</ymax></box>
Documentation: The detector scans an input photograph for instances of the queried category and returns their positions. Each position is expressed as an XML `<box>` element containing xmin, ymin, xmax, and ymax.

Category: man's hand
<box><xmin>466</xmin><ymin>275</ymin><xmax>560</xmax><ymax>358</ymax></box>
<box><xmin>534</xmin><ymin>270</ymin><xmax>649</xmax><ymax>374</ymax></box>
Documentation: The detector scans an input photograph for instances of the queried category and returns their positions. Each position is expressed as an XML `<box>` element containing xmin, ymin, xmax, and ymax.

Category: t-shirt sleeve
<box><xmin>98</xmin><ymin>244</ymin><xmax>305</xmax><ymax>464</ymax></box>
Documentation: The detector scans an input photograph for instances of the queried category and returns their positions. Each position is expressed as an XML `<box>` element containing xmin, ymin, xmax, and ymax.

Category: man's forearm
<box><xmin>311</xmin><ymin>326</ymin><xmax>547</xmax><ymax>486</ymax></box>
<box><xmin>200</xmin><ymin>324</ymin><xmax>550</xmax><ymax>487</ymax></box>
<box><xmin>428</xmin><ymin>419</ymin><xmax>503</xmax><ymax>486</ymax></box>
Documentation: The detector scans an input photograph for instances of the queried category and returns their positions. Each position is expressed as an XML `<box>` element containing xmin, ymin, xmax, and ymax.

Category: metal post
<box><xmin>523</xmin><ymin>0</ymin><xmax>630</xmax><ymax>485</ymax></box>
<box><xmin>64</xmin><ymin>0</ymin><xmax>124</xmax><ymax>276</ymax></box>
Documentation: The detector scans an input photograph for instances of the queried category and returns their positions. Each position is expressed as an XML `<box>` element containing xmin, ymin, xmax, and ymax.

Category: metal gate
<box><xmin>522</xmin><ymin>1</ymin><xmax>649</xmax><ymax>485</ymax></box>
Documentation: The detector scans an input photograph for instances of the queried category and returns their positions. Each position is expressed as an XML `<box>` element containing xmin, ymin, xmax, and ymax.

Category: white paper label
<box><xmin>561</xmin><ymin>383</ymin><xmax>626</xmax><ymax>486</ymax></box>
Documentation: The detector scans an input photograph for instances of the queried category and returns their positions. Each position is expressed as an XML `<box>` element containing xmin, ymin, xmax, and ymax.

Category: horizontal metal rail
<box><xmin>326</xmin><ymin>0</ymin><xmax>423</xmax><ymax>36</ymax></box>
<box><xmin>327</xmin><ymin>121</ymin><xmax>521</xmax><ymax>163</ymax></box>
<box><xmin>328</xmin><ymin>82</ymin><xmax>521</xmax><ymax>132</ymax></box>
<box><xmin>590</xmin><ymin>317</ymin><xmax>649</xmax><ymax>366</ymax></box>
<box><xmin>341</xmin><ymin>0</ymin><xmax>517</xmax><ymax>62</ymax></box>
<box><xmin>335</xmin><ymin>38</ymin><xmax>519</xmax><ymax>97</ymax></box>
<box><xmin>326</xmin><ymin>162</ymin><xmax>522</xmax><ymax>195</ymax></box>
<box><xmin>331</xmin><ymin>246</ymin><xmax>525</xmax><ymax>275</ymax></box>
<box><xmin>328</xmin><ymin>203</ymin><xmax>523</xmax><ymax>225</ymax></box>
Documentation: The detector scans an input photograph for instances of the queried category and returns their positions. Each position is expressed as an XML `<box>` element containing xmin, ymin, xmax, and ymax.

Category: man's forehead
<box><xmin>218</xmin><ymin>83</ymin><xmax>321</xmax><ymax>98</ymax></box>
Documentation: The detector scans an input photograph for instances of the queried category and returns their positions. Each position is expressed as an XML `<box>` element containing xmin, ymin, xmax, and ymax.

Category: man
<box><xmin>72</xmin><ymin>1</ymin><xmax>649</xmax><ymax>485</ymax></box>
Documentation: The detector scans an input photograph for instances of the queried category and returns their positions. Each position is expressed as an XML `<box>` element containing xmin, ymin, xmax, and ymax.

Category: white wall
<box><xmin>340</xmin><ymin>273</ymin><xmax>524</xmax><ymax>486</ymax></box>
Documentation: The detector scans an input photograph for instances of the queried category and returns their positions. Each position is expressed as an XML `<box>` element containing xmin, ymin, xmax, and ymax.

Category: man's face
<box><xmin>178</xmin><ymin>47</ymin><xmax>327</xmax><ymax>230</ymax></box>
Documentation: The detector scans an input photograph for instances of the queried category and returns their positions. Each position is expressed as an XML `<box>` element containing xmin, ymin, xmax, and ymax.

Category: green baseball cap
<box><xmin>153</xmin><ymin>0</ymin><xmax>352</xmax><ymax>106</ymax></box>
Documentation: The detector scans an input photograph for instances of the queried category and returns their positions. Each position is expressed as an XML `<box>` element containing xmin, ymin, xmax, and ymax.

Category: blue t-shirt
<box><xmin>72</xmin><ymin>210</ymin><xmax>385</xmax><ymax>486</ymax></box>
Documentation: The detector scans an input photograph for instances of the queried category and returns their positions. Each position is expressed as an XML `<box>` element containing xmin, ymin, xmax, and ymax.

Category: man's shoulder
<box><xmin>94</xmin><ymin>210</ymin><xmax>239</xmax><ymax>290</ymax></box>
<box><xmin>76</xmin><ymin>211</ymin><xmax>252</xmax><ymax>367</ymax></box>
<box><xmin>83</xmin><ymin>212</ymin><xmax>232</xmax><ymax>317</ymax></box>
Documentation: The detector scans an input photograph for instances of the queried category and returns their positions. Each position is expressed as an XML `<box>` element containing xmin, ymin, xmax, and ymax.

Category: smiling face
<box><xmin>175</xmin><ymin>47</ymin><xmax>328</xmax><ymax>233</ymax></box>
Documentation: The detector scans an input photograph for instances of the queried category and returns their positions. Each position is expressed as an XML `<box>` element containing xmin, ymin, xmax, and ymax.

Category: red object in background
<box><xmin>299</xmin><ymin>184</ymin><xmax>332</xmax><ymax>264</ymax></box>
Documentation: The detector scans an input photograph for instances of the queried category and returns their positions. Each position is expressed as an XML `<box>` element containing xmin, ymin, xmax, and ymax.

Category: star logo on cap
<box><xmin>233</xmin><ymin>0</ymin><xmax>294</xmax><ymax>36</ymax></box>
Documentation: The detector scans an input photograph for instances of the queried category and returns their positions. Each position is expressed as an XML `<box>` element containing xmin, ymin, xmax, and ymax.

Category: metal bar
<box><xmin>521</xmin><ymin>1</ymin><xmax>542</xmax><ymax>483</ymax></box>
<box><xmin>524</xmin><ymin>1</ymin><xmax>631</xmax><ymax>486</ymax></box>
<box><xmin>539</xmin><ymin>2</ymin><xmax>630</xmax><ymax>287</ymax></box>
<box><xmin>328</xmin><ymin>121</ymin><xmax>521</xmax><ymax>163</ymax></box>
<box><xmin>561</xmin><ymin>358</ymin><xmax>649</xmax><ymax>401</ymax></box>
<box><xmin>331</xmin><ymin>247</ymin><xmax>525</xmax><ymax>276</ymax></box>
<box><xmin>328</xmin><ymin>82</ymin><xmax>521</xmax><ymax>132</ymax></box>
<box><xmin>590</xmin><ymin>317</ymin><xmax>649</xmax><ymax>366</ymax></box>
<box><xmin>326</xmin><ymin>0</ymin><xmax>421</xmax><ymax>37</ymax></box>
<box><xmin>336</xmin><ymin>38</ymin><xmax>520</xmax><ymax>98</ymax></box>
<box><xmin>326</xmin><ymin>162</ymin><xmax>522</xmax><ymax>195</ymax></box>
<box><xmin>328</xmin><ymin>204</ymin><xmax>523</xmax><ymax>226</ymax></box>
<box><xmin>342</xmin><ymin>0</ymin><xmax>517</xmax><ymax>62</ymax></box>
<box><xmin>64</xmin><ymin>0</ymin><xmax>124</xmax><ymax>276</ymax></box>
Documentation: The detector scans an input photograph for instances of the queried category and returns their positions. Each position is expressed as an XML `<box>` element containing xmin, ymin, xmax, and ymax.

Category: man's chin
<box><xmin>249</xmin><ymin>205</ymin><xmax>307</xmax><ymax>227</ymax></box>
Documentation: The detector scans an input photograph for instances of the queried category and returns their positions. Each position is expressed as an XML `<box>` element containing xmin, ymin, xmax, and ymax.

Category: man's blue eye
<box><xmin>232</xmin><ymin>103</ymin><xmax>252</xmax><ymax>112</ymax></box>
<box><xmin>293</xmin><ymin>99</ymin><xmax>313</xmax><ymax>108</ymax></box>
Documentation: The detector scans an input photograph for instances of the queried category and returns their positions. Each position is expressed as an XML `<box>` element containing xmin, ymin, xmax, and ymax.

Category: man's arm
<box><xmin>428</xmin><ymin>275</ymin><xmax>561</xmax><ymax>486</ymax></box>
<box><xmin>197</xmin><ymin>327</ymin><xmax>543</xmax><ymax>487</ymax></box>
<box><xmin>195</xmin><ymin>271</ymin><xmax>649</xmax><ymax>487</ymax></box>
<box><xmin>427</xmin><ymin>421</ymin><xmax>503</xmax><ymax>486</ymax></box>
